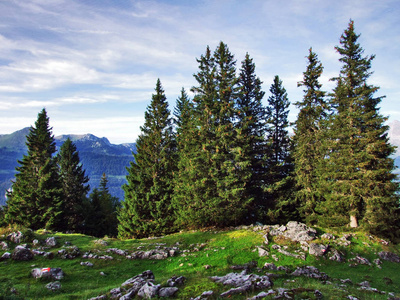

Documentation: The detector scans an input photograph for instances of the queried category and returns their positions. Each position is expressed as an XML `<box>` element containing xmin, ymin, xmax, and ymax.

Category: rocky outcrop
<box><xmin>210</xmin><ymin>270</ymin><xmax>272</xmax><ymax>297</ymax></box>
<box><xmin>88</xmin><ymin>270</ymin><xmax>182</xmax><ymax>299</ymax></box>
<box><xmin>378</xmin><ymin>251</ymin><xmax>400</xmax><ymax>263</ymax></box>
<box><xmin>31</xmin><ymin>267</ymin><xmax>65</xmax><ymax>280</ymax></box>
<box><xmin>12</xmin><ymin>245</ymin><xmax>34</xmax><ymax>261</ymax></box>
<box><xmin>269</xmin><ymin>221</ymin><xmax>317</xmax><ymax>242</ymax></box>
<box><xmin>291</xmin><ymin>266</ymin><xmax>328</xmax><ymax>280</ymax></box>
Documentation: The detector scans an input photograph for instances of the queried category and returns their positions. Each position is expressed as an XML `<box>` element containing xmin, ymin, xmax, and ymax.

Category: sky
<box><xmin>0</xmin><ymin>0</ymin><xmax>399</xmax><ymax>144</ymax></box>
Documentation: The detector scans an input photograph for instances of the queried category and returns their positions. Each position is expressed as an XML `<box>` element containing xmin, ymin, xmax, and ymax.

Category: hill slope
<box><xmin>0</xmin><ymin>224</ymin><xmax>399</xmax><ymax>299</ymax></box>
<box><xmin>0</xmin><ymin>129</ymin><xmax>135</xmax><ymax>205</ymax></box>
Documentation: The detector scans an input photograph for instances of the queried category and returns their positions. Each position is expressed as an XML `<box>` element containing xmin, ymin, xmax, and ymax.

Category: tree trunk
<box><xmin>350</xmin><ymin>215</ymin><xmax>358</xmax><ymax>228</ymax></box>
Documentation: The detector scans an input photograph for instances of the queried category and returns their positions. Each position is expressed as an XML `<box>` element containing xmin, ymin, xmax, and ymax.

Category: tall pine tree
<box><xmin>265</xmin><ymin>76</ymin><xmax>295</xmax><ymax>223</ymax></box>
<box><xmin>321</xmin><ymin>21</ymin><xmax>400</xmax><ymax>239</ymax></box>
<box><xmin>236</xmin><ymin>53</ymin><xmax>268</xmax><ymax>222</ymax></box>
<box><xmin>5</xmin><ymin>109</ymin><xmax>63</xmax><ymax>230</ymax></box>
<box><xmin>118</xmin><ymin>79</ymin><xmax>176</xmax><ymax>238</ymax></box>
<box><xmin>293</xmin><ymin>48</ymin><xmax>328</xmax><ymax>224</ymax></box>
<box><xmin>57</xmin><ymin>138</ymin><xmax>90</xmax><ymax>232</ymax></box>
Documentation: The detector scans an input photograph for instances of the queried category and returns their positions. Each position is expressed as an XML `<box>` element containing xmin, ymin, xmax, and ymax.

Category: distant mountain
<box><xmin>0</xmin><ymin>128</ymin><xmax>135</xmax><ymax>206</ymax></box>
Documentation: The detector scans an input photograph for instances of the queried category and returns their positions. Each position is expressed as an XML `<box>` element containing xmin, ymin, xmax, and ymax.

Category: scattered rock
<box><xmin>248</xmin><ymin>290</ymin><xmax>275</xmax><ymax>300</ymax></box>
<box><xmin>210</xmin><ymin>270</ymin><xmax>272</xmax><ymax>297</ymax></box>
<box><xmin>81</xmin><ymin>261</ymin><xmax>94</xmax><ymax>267</ymax></box>
<box><xmin>12</xmin><ymin>246</ymin><xmax>34</xmax><ymax>261</ymax></box>
<box><xmin>257</xmin><ymin>247</ymin><xmax>269</xmax><ymax>257</ymax></box>
<box><xmin>58</xmin><ymin>246</ymin><xmax>80</xmax><ymax>259</ymax></box>
<box><xmin>191</xmin><ymin>290</ymin><xmax>214</xmax><ymax>300</ymax></box>
<box><xmin>321</xmin><ymin>233</ymin><xmax>335</xmax><ymax>240</ymax></box>
<box><xmin>283</xmin><ymin>221</ymin><xmax>317</xmax><ymax>242</ymax></box>
<box><xmin>167</xmin><ymin>276</ymin><xmax>185</xmax><ymax>287</ymax></box>
<box><xmin>308</xmin><ymin>243</ymin><xmax>328</xmax><ymax>256</ymax></box>
<box><xmin>31</xmin><ymin>267</ymin><xmax>65</xmax><ymax>280</ymax></box>
<box><xmin>7</xmin><ymin>231</ymin><xmax>25</xmax><ymax>243</ymax></box>
<box><xmin>45</xmin><ymin>237</ymin><xmax>57</xmax><ymax>247</ymax></box>
<box><xmin>264</xmin><ymin>262</ymin><xmax>277</xmax><ymax>270</ymax></box>
<box><xmin>378</xmin><ymin>251</ymin><xmax>400</xmax><ymax>263</ymax></box>
<box><xmin>0</xmin><ymin>241</ymin><xmax>9</xmax><ymax>250</ymax></box>
<box><xmin>291</xmin><ymin>266</ymin><xmax>328</xmax><ymax>280</ymax></box>
<box><xmin>46</xmin><ymin>281</ymin><xmax>61</xmax><ymax>291</ymax></box>
<box><xmin>158</xmin><ymin>287</ymin><xmax>178</xmax><ymax>297</ymax></box>
<box><xmin>137</xmin><ymin>282</ymin><xmax>160</xmax><ymax>298</ymax></box>
<box><xmin>329</xmin><ymin>249</ymin><xmax>345</xmax><ymax>262</ymax></box>
<box><xmin>1</xmin><ymin>252</ymin><xmax>11</xmax><ymax>260</ymax></box>
<box><xmin>349</xmin><ymin>255</ymin><xmax>372</xmax><ymax>266</ymax></box>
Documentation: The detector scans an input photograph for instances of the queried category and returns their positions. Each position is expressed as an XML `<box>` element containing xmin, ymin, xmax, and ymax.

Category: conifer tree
<box><xmin>57</xmin><ymin>138</ymin><xmax>90</xmax><ymax>232</ymax></box>
<box><xmin>86</xmin><ymin>173</ymin><xmax>119</xmax><ymax>237</ymax></box>
<box><xmin>5</xmin><ymin>109</ymin><xmax>63</xmax><ymax>230</ymax></box>
<box><xmin>265</xmin><ymin>76</ymin><xmax>295</xmax><ymax>223</ymax></box>
<box><xmin>236</xmin><ymin>53</ymin><xmax>268</xmax><ymax>222</ymax></box>
<box><xmin>321</xmin><ymin>21</ymin><xmax>400</xmax><ymax>239</ymax></box>
<box><xmin>118</xmin><ymin>79</ymin><xmax>175</xmax><ymax>238</ymax></box>
<box><xmin>293</xmin><ymin>49</ymin><xmax>328</xmax><ymax>224</ymax></box>
<box><xmin>175</xmin><ymin>42</ymin><xmax>251</xmax><ymax>228</ymax></box>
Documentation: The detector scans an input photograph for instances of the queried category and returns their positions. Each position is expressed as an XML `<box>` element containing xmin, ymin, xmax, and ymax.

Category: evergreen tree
<box><xmin>5</xmin><ymin>109</ymin><xmax>63</xmax><ymax>230</ymax></box>
<box><xmin>118</xmin><ymin>79</ymin><xmax>175</xmax><ymax>238</ymax></box>
<box><xmin>86</xmin><ymin>173</ymin><xmax>119</xmax><ymax>237</ymax></box>
<box><xmin>321</xmin><ymin>21</ymin><xmax>400</xmax><ymax>239</ymax></box>
<box><xmin>57</xmin><ymin>138</ymin><xmax>90</xmax><ymax>232</ymax></box>
<box><xmin>174</xmin><ymin>42</ymin><xmax>251</xmax><ymax>228</ymax></box>
<box><xmin>236</xmin><ymin>53</ymin><xmax>268</xmax><ymax>222</ymax></box>
<box><xmin>265</xmin><ymin>76</ymin><xmax>295</xmax><ymax>223</ymax></box>
<box><xmin>293</xmin><ymin>48</ymin><xmax>328</xmax><ymax>224</ymax></box>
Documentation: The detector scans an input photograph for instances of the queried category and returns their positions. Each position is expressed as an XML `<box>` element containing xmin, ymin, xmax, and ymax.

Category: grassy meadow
<box><xmin>1</xmin><ymin>226</ymin><xmax>400</xmax><ymax>299</ymax></box>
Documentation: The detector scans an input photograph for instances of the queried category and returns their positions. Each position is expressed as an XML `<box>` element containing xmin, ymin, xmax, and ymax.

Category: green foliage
<box><xmin>318</xmin><ymin>20</ymin><xmax>400</xmax><ymax>239</ymax></box>
<box><xmin>5</xmin><ymin>109</ymin><xmax>63</xmax><ymax>230</ymax></box>
<box><xmin>86</xmin><ymin>173</ymin><xmax>119</xmax><ymax>237</ymax></box>
<box><xmin>57</xmin><ymin>138</ymin><xmax>90</xmax><ymax>233</ymax></box>
<box><xmin>265</xmin><ymin>76</ymin><xmax>296</xmax><ymax>223</ymax></box>
<box><xmin>293</xmin><ymin>48</ymin><xmax>329</xmax><ymax>224</ymax></box>
<box><xmin>118</xmin><ymin>79</ymin><xmax>176</xmax><ymax>238</ymax></box>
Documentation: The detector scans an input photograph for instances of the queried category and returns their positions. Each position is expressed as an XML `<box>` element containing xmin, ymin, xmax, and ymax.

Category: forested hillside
<box><xmin>0</xmin><ymin>129</ymin><xmax>135</xmax><ymax>205</ymax></box>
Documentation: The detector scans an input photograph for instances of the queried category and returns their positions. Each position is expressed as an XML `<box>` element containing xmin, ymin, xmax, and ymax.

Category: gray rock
<box><xmin>291</xmin><ymin>266</ymin><xmax>328</xmax><ymax>280</ymax></box>
<box><xmin>46</xmin><ymin>281</ymin><xmax>61</xmax><ymax>291</ymax></box>
<box><xmin>283</xmin><ymin>221</ymin><xmax>317</xmax><ymax>242</ymax></box>
<box><xmin>257</xmin><ymin>247</ymin><xmax>269</xmax><ymax>257</ymax></box>
<box><xmin>0</xmin><ymin>252</ymin><xmax>11</xmax><ymax>260</ymax></box>
<box><xmin>263</xmin><ymin>262</ymin><xmax>277</xmax><ymax>270</ymax></box>
<box><xmin>321</xmin><ymin>233</ymin><xmax>335</xmax><ymax>240</ymax></box>
<box><xmin>329</xmin><ymin>249</ymin><xmax>345</xmax><ymax>262</ymax></box>
<box><xmin>309</xmin><ymin>243</ymin><xmax>328</xmax><ymax>256</ymax></box>
<box><xmin>378</xmin><ymin>251</ymin><xmax>400</xmax><ymax>263</ymax></box>
<box><xmin>0</xmin><ymin>241</ymin><xmax>9</xmax><ymax>250</ymax></box>
<box><xmin>248</xmin><ymin>290</ymin><xmax>275</xmax><ymax>300</ymax></box>
<box><xmin>210</xmin><ymin>270</ymin><xmax>272</xmax><ymax>297</ymax></box>
<box><xmin>12</xmin><ymin>246</ymin><xmax>34</xmax><ymax>261</ymax></box>
<box><xmin>7</xmin><ymin>231</ymin><xmax>25</xmax><ymax>243</ymax></box>
<box><xmin>80</xmin><ymin>261</ymin><xmax>94</xmax><ymax>267</ymax></box>
<box><xmin>137</xmin><ymin>282</ymin><xmax>160</xmax><ymax>299</ymax></box>
<box><xmin>191</xmin><ymin>290</ymin><xmax>213</xmax><ymax>300</ymax></box>
<box><xmin>158</xmin><ymin>287</ymin><xmax>178</xmax><ymax>297</ymax></box>
<box><xmin>349</xmin><ymin>255</ymin><xmax>372</xmax><ymax>266</ymax></box>
<box><xmin>32</xmin><ymin>267</ymin><xmax>65</xmax><ymax>280</ymax></box>
<box><xmin>45</xmin><ymin>237</ymin><xmax>57</xmax><ymax>247</ymax></box>
<box><xmin>167</xmin><ymin>276</ymin><xmax>185</xmax><ymax>287</ymax></box>
<box><xmin>58</xmin><ymin>246</ymin><xmax>80</xmax><ymax>259</ymax></box>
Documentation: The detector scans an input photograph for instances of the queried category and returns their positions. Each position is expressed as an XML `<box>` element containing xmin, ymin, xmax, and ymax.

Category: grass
<box><xmin>0</xmin><ymin>226</ymin><xmax>399</xmax><ymax>299</ymax></box>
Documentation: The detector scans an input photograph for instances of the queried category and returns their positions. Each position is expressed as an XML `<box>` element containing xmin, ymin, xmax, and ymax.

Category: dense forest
<box><xmin>1</xmin><ymin>21</ymin><xmax>399</xmax><ymax>241</ymax></box>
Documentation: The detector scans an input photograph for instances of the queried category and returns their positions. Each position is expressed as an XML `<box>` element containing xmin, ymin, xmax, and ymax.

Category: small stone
<box><xmin>158</xmin><ymin>287</ymin><xmax>178</xmax><ymax>297</ymax></box>
<box><xmin>257</xmin><ymin>247</ymin><xmax>269</xmax><ymax>257</ymax></box>
<box><xmin>45</xmin><ymin>237</ymin><xmax>57</xmax><ymax>247</ymax></box>
<box><xmin>46</xmin><ymin>281</ymin><xmax>61</xmax><ymax>291</ymax></box>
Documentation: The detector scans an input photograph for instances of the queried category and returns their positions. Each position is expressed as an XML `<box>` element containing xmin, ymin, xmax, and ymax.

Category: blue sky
<box><xmin>0</xmin><ymin>0</ymin><xmax>399</xmax><ymax>144</ymax></box>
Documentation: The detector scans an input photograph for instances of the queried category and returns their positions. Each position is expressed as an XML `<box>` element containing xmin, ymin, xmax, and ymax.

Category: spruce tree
<box><xmin>5</xmin><ymin>108</ymin><xmax>63</xmax><ymax>230</ymax></box>
<box><xmin>265</xmin><ymin>76</ymin><xmax>295</xmax><ymax>223</ymax></box>
<box><xmin>321</xmin><ymin>21</ymin><xmax>400</xmax><ymax>239</ymax></box>
<box><xmin>236</xmin><ymin>53</ymin><xmax>268</xmax><ymax>222</ymax></box>
<box><xmin>293</xmin><ymin>48</ymin><xmax>328</xmax><ymax>224</ymax></box>
<box><xmin>86</xmin><ymin>173</ymin><xmax>119</xmax><ymax>237</ymax></box>
<box><xmin>175</xmin><ymin>42</ymin><xmax>251</xmax><ymax>228</ymax></box>
<box><xmin>118</xmin><ymin>79</ymin><xmax>175</xmax><ymax>238</ymax></box>
<box><xmin>57</xmin><ymin>138</ymin><xmax>90</xmax><ymax>232</ymax></box>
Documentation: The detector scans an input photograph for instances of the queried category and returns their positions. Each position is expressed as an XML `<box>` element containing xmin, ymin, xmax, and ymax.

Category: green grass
<box><xmin>0</xmin><ymin>227</ymin><xmax>399</xmax><ymax>299</ymax></box>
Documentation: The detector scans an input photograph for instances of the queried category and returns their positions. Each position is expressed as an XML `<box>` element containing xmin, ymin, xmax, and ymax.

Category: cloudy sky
<box><xmin>0</xmin><ymin>0</ymin><xmax>399</xmax><ymax>144</ymax></box>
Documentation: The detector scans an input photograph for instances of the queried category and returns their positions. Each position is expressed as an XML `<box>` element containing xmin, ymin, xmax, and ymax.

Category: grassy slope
<box><xmin>0</xmin><ymin>227</ymin><xmax>399</xmax><ymax>299</ymax></box>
